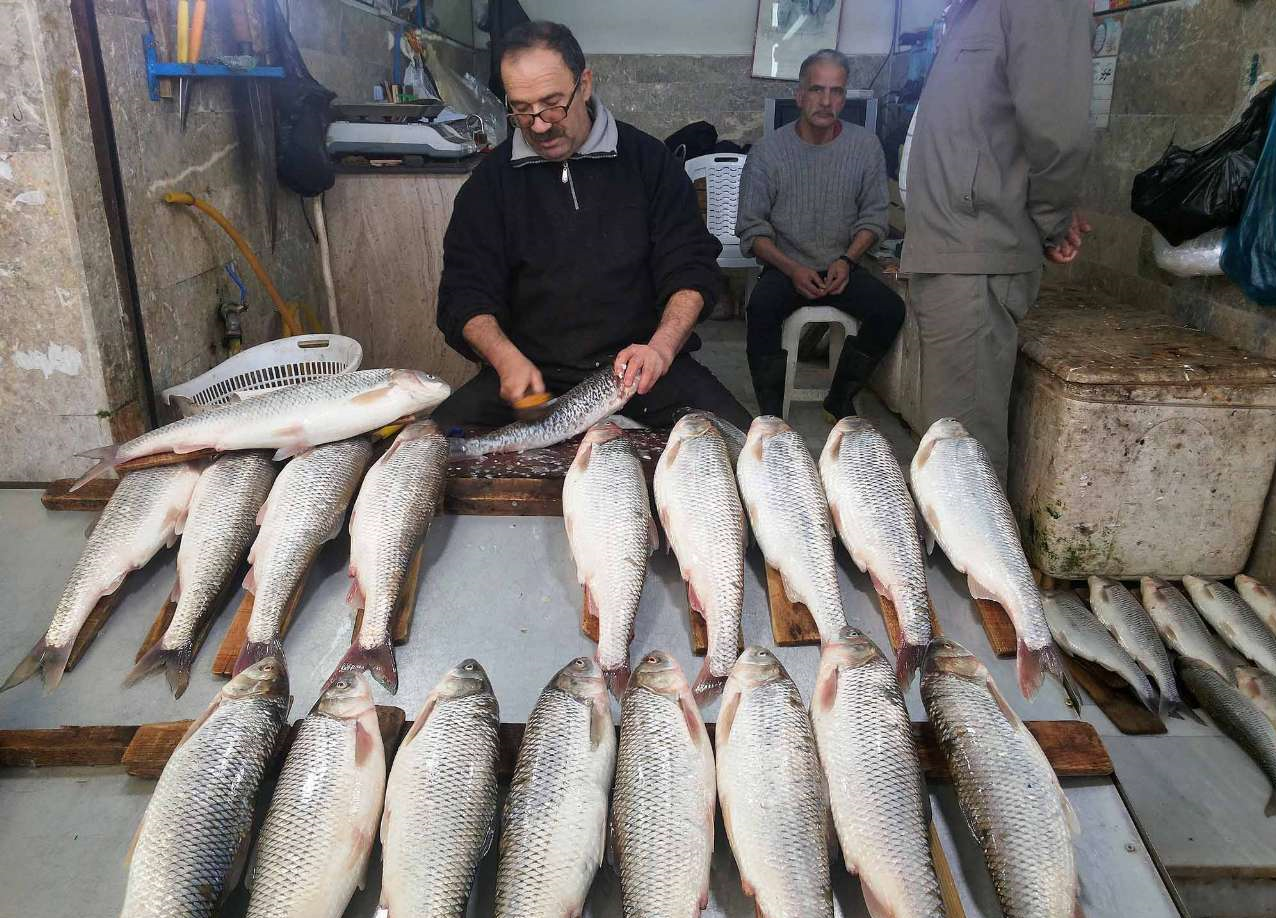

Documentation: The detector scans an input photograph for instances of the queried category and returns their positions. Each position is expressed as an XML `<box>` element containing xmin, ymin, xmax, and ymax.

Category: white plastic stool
<box><xmin>780</xmin><ymin>306</ymin><xmax>860</xmax><ymax>418</ymax></box>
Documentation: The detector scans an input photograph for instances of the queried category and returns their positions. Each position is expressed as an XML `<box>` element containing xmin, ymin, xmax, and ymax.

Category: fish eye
<box><xmin>645</xmin><ymin>654</ymin><xmax>659</xmax><ymax>664</ymax></box>
<box><xmin>336</xmin><ymin>678</ymin><xmax>350</xmax><ymax>690</ymax></box>
<box><xmin>463</xmin><ymin>662</ymin><xmax>477</xmax><ymax>671</ymax></box>
<box><xmin>573</xmin><ymin>658</ymin><xmax>587</xmax><ymax>669</ymax></box>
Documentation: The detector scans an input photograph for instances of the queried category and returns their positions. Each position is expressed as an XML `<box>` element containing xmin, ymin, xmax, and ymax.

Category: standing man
<box><xmin>433</xmin><ymin>21</ymin><xmax>751</xmax><ymax>431</ymax></box>
<box><xmin>736</xmin><ymin>49</ymin><xmax>904</xmax><ymax>420</ymax></box>
<box><xmin>902</xmin><ymin>0</ymin><xmax>1091</xmax><ymax>477</ymax></box>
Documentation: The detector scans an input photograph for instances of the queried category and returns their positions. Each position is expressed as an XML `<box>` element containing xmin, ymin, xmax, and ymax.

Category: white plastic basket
<box><xmin>161</xmin><ymin>335</ymin><xmax>363</xmax><ymax>414</ymax></box>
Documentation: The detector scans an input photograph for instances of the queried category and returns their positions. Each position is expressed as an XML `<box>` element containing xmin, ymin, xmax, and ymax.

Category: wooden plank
<box><xmin>0</xmin><ymin>725</ymin><xmax>138</xmax><ymax>768</ymax></box>
<box><xmin>974</xmin><ymin>598</ymin><xmax>1018</xmax><ymax>657</ymax></box>
<box><xmin>930</xmin><ymin>822</ymin><xmax>968</xmax><ymax>918</ymax></box>
<box><xmin>350</xmin><ymin>541</ymin><xmax>426</xmax><ymax>646</ymax></box>
<box><xmin>1065</xmin><ymin>655</ymin><xmax>1166</xmax><ymax>736</ymax></box>
<box><xmin>136</xmin><ymin>595</ymin><xmax>178</xmax><ymax>662</ymax></box>
<box><xmin>64</xmin><ymin>593</ymin><xmax>124</xmax><ymax>673</ymax></box>
<box><xmin>690</xmin><ymin>606</ymin><xmax>708</xmax><ymax>655</ymax></box>
<box><xmin>766</xmin><ymin>565</ymin><xmax>821</xmax><ymax>647</ymax></box>
<box><xmin>443</xmin><ymin>477</ymin><xmax>563</xmax><ymax>516</ymax></box>
<box><xmin>874</xmin><ymin>592</ymin><xmax>943</xmax><ymax>652</ymax></box>
<box><xmin>580</xmin><ymin>589</ymin><xmax>599</xmax><ymax>642</ymax></box>
<box><xmin>117</xmin><ymin>449</ymin><xmax>216</xmax><ymax>473</ymax></box>
<box><xmin>41</xmin><ymin>477</ymin><xmax>117</xmax><ymax>511</ymax></box>
<box><xmin>212</xmin><ymin>566</ymin><xmax>311</xmax><ymax>677</ymax></box>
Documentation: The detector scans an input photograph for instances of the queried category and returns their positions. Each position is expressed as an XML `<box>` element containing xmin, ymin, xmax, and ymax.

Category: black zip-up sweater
<box><xmin>437</xmin><ymin>118</ymin><xmax>723</xmax><ymax>373</ymax></box>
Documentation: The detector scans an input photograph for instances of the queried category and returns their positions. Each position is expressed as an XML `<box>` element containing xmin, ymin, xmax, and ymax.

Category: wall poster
<box><xmin>752</xmin><ymin>0</ymin><xmax>845</xmax><ymax>81</ymax></box>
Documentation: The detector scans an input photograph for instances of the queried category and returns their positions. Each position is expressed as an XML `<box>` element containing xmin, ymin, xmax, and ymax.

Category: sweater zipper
<box><xmin>562</xmin><ymin>161</ymin><xmax>579</xmax><ymax>211</ymax></box>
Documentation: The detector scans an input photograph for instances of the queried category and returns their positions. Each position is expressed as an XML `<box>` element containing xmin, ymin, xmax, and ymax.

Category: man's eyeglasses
<box><xmin>506</xmin><ymin>77</ymin><xmax>582</xmax><ymax>128</ymax></box>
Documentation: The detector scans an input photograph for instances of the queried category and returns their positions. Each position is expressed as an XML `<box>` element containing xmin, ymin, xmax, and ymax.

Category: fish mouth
<box><xmin>671</xmin><ymin>412</ymin><xmax>716</xmax><ymax>438</ymax></box>
<box><xmin>922</xmin><ymin>637</ymin><xmax>982</xmax><ymax>678</ymax></box>
<box><xmin>391</xmin><ymin>369</ymin><xmax>452</xmax><ymax>408</ymax></box>
<box><xmin>445</xmin><ymin>658</ymin><xmax>493</xmax><ymax>695</ymax></box>
<box><xmin>583</xmin><ymin>419</ymin><xmax>626</xmax><ymax>443</ymax></box>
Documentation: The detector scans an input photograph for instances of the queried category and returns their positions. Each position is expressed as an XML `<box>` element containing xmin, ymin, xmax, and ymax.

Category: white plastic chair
<box><xmin>780</xmin><ymin>306</ymin><xmax>861</xmax><ymax>418</ymax></box>
<box><xmin>684</xmin><ymin>153</ymin><xmax>761</xmax><ymax>301</ymax></box>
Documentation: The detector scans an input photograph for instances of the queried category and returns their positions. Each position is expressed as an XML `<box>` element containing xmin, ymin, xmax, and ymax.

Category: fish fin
<box><xmin>480</xmin><ymin>812</ymin><xmax>497</xmax><ymax>859</ymax></box>
<box><xmin>346</xmin><ymin>575</ymin><xmax>365</xmax><ymax>609</ymax></box>
<box><xmin>69</xmin><ymin>445</ymin><xmax>119</xmax><ymax>492</ymax></box>
<box><xmin>1267</xmin><ymin>790</ymin><xmax>1276</xmax><ymax>818</ymax></box>
<box><xmin>222</xmin><ymin>827</ymin><xmax>253</xmax><ymax>906</ymax></box>
<box><xmin>124</xmin><ymin>810</ymin><xmax>147</xmax><ymax>866</ymax></box>
<box><xmin>124</xmin><ymin>642</ymin><xmax>195</xmax><ymax>699</ymax></box>
<box><xmin>1061</xmin><ymin>786</ymin><xmax>1081</xmax><ymax>838</ymax></box>
<box><xmin>1016</xmin><ymin>638</ymin><xmax>1047</xmax><ymax>700</ymax></box>
<box><xmin>583</xmin><ymin>584</ymin><xmax>599</xmax><ymax>622</ymax></box>
<box><xmin>1134</xmin><ymin>683</ymin><xmax>1160</xmax><ymax>716</ymax></box>
<box><xmin>918</xmin><ymin>505</ymin><xmax>937</xmax><ymax>555</ymax></box>
<box><xmin>1045</xmin><ymin>644</ymin><xmax>1084</xmax><ymax>711</ymax></box>
<box><xmin>242</xmin><ymin>565</ymin><xmax>258</xmax><ymax>595</ymax></box>
<box><xmin>83</xmin><ymin>513</ymin><xmax>101</xmax><ymax>540</ymax></box>
<box><xmin>966</xmin><ymin>574</ymin><xmax>999</xmax><ymax>603</ymax></box>
<box><xmin>687</xmin><ymin>582</ymin><xmax>705</xmax><ymax>615</ymax></box>
<box><xmin>894</xmin><ymin>639</ymin><xmax>927</xmax><ymax>691</ymax></box>
<box><xmin>354</xmin><ymin>719</ymin><xmax>377</xmax><ymax>766</ymax></box>
<box><xmin>603</xmin><ymin>659</ymin><xmax>630</xmax><ymax>700</ymax></box>
<box><xmin>351</xmin><ymin>385</ymin><xmax>395</xmax><ymax>406</ymax></box>
<box><xmin>779</xmin><ymin>570</ymin><xmax>801</xmax><ymax>605</ymax></box>
<box><xmin>233</xmin><ymin>638</ymin><xmax>283</xmax><ymax>677</ymax></box>
<box><xmin>1</xmin><ymin>636</ymin><xmax>64</xmax><ymax>693</ymax></box>
<box><xmin>692</xmin><ymin>658</ymin><xmax>726</xmax><ymax>705</ymax></box>
<box><xmin>717</xmin><ymin>682</ymin><xmax>741</xmax><ymax>743</ymax></box>
<box><xmin>590</xmin><ymin>690</ymin><xmax>611</xmax><ymax>749</ymax></box>
<box><xmin>663</xmin><ymin>437</ymin><xmax>683</xmax><ymax>466</ymax></box>
<box><xmin>987</xmin><ymin>668</ymin><xmax>1027</xmax><ymax>729</ymax></box>
<box><xmin>1166</xmin><ymin>697</ymin><xmax>1206</xmax><ymax>726</ymax></box>
<box><xmin>861</xmin><ymin>878</ymin><xmax>896</xmax><ymax>918</ymax></box>
<box><xmin>328</xmin><ymin>640</ymin><xmax>399</xmax><ymax>694</ymax></box>
<box><xmin>647</xmin><ymin>514</ymin><xmax>659</xmax><ymax>555</ymax></box>
<box><xmin>813</xmin><ymin>660</ymin><xmax>839</xmax><ymax>715</ymax></box>
<box><xmin>573</xmin><ymin>437</ymin><xmax>595</xmax><ymax>471</ymax></box>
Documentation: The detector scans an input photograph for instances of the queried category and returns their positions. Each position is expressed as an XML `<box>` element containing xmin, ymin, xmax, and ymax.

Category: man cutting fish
<box><xmin>431</xmin><ymin>20</ymin><xmax>752</xmax><ymax>432</ymax></box>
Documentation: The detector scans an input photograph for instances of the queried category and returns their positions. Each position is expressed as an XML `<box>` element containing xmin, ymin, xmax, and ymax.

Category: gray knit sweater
<box><xmin>735</xmin><ymin>122</ymin><xmax>889</xmax><ymax>270</ymax></box>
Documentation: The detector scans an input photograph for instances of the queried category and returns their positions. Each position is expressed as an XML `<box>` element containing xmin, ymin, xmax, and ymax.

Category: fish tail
<box><xmin>603</xmin><ymin>660</ymin><xmax>631</xmax><ymax>699</ymax></box>
<box><xmin>327</xmin><ymin>639</ymin><xmax>399</xmax><ymax>694</ymax></box>
<box><xmin>1134</xmin><ymin>681</ymin><xmax>1160</xmax><ymax>716</ymax></box>
<box><xmin>233</xmin><ymin>638</ymin><xmax>285</xmax><ymax>677</ymax></box>
<box><xmin>1016</xmin><ymin>638</ymin><xmax>1047</xmax><ymax>700</ymax></box>
<box><xmin>1</xmin><ymin>637</ymin><xmax>70</xmax><ymax>694</ymax></box>
<box><xmin>124</xmin><ymin>642</ymin><xmax>194</xmax><ymax>699</ymax></box>
<box><xmin>894</xmin><ymin>639</ymin><xmax>927</xmax><ymax>690</ymax></box>
<box><xmin>692</xmin><ymin>658</ymin><xmax>726</xmax><ymax>705</ymax></box>
<box><xmin>1163</xmin><ymin>694</ymin><xmax>1206</xmax><ymax>725</ymax></box>
<box><xmin>69</xmin><ymin>445</ymin><xmax>120</xmax><ymax>492</ymax></box>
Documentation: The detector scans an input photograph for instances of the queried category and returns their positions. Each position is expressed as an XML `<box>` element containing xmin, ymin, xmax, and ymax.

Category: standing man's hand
<box><xmin>1045</xmin><ymin>211</ymin><xmax>1092</xmax><ymax>264</ymax></box>
<box><xmin>493</xmin><ymin>348</ymin><xmax>545</xmax><ymax>404</ymax></box>
<box><xmin>822</xmin><ymin>257</ymin><xmax>852</xmax><ymax>296</ymax></box>
<box><xmin>614</xmin><ymin>342</ymin><xmax>672</xmax><ymax>396</ymax></box>
<box><xmin>788</xmin><ymin>264</ymin><xmax>828</xmax><ymax>300</ymax></box>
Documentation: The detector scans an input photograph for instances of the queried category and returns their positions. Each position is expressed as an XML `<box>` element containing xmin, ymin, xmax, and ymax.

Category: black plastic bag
<box><xmin>665</xmin><ymin>121</ymin><xmax>718</xmax><ymax>162</ymax></box>
<box><xmin>267</xmin><ymin>1</ymin><xmax>337</xmax><ymax>197</ymax></box>
<box><xmin>1131</xmin><ymin>84</ymin><xmax>1274</xmax><ymax>246</ymax></box>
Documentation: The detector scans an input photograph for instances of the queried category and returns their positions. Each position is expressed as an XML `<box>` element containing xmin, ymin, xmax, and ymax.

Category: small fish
<box><xmin>716</xmin><ymin>646</ymin><xmax>833</xmax><ymax>918</ymax></box>
<box><xmin>1042</xmin><ymin>589</ymin><xmax>1158</xmax><ymax>714</ymax></box>
<box><xmin>493</xmin><ymin>657</ymin><xmax>615</xmax><ymax>918</ymax></box>
<box><xmin>237</xmin><ymin>437</ymin><xmax>372</xmax><ymax>673</ymax></box>
<box><xmin>126</xmin><ymin>451</ymin><xmax>276</xmax><ymax>698</ymax></box>
<box><xmin>1184</xmin><ymin>575</ymin><xmax>1276</xmax><ymax>677</ymax></box>
<box><xmin>452</xmin><ymin>367</ymin><xmax>636</xmax><ymax>457</ymax></box>
<box><xmin>653</xmin><ymin>413</ymin><xmax>746</xmax><ymax>703</ymax></box>
<box><xmin>245</xmin><ymin>672</ymin><xmax>385</xmax><ymax>918</ymax></box>
<box><xmin>119</xmin><ymin>658</ymin><xmax>290</xmax><ymax>918</ymax></box>
<box><xmin>811</xmin><ymin>628</ymin><xmax>944</xmax><ymax>918</ymax></box>
<box><xmin>73</xmin><ymin>369</ymin><xmax>448</xmax><ymax>490</ymax></box>
<box><xmin>1236</xmin><ymin>574</ymin><xmax>1276</xmax><ymax>637</ymax></box>
<box><xmin>737</xmin><ymin>416</ymin><xmax>848</xmax><ymax>645</ymax></box>
<box><xmin>380</xmin><ymin>660</ymin><xmax>501</xmax><ymax>918</ymax></box>
<box><xmin>334</xmin><ymin>421</ymin><xmax>448</xmax><ymax>693</ymax></box>
<box><xmin>1237</xmin><ymin>666</ymin><xmax>1276</xmax><ymax>730</ymax></box>
<box><xmin>1179</xmin><ymin>656</ymin><xmax>1276</xmax><ymax>817</ymax></box>
<box><xmin>563</xmin><ymin>420</ymin><xmax>656</xmax><ymax>696</ymax></box>
<box><xmin>921</xmin><ymin>638</ymin><xmax>1080</xmax><ymax>918</ymax></box>
<box><xmin>1088</xmin><ymin>576</ymin><xmax>1197</xmax><ymax>721</ymax></box>
<box><xmin>821</xmin><ymin>417</ymin><xmax>931</xmax><ymax>686</ymax></box>
<box><xmin>612</xmin><ymin>651</ymin><xmax>716</xmax><ymax>917</ymax></box>
<box><xmin>4</xmin><ymin>462</ymin><xmax>203</xmax><ymax>694</ymax></box>
<box><xmin>909</xmin><ymin>418</ymin><xmax>1074</xmax><ymax>702</ymax></box>
<box><xmin>1140</xmin><ymin>576</ymin><xmax>1237</xmax><ymax>682</ymax></box>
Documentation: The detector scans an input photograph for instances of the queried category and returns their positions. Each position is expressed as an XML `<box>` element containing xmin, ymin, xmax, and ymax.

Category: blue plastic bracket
<box><xmin>144</xmin><ymin>32</ymin><xmax>285</xmax><ymax>102</ymax></box>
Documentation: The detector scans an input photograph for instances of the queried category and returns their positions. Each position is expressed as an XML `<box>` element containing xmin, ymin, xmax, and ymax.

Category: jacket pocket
<box><xmin>955</xmin><ymin>145</ymin><xmax>980</xmax><ymax>217</ymax></box>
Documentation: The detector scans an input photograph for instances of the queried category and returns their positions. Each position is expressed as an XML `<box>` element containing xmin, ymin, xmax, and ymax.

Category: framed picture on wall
<box><xmin>752</xmin><ymin>0</ymin><xmax>845</xmax><ymax>80</ymax></box>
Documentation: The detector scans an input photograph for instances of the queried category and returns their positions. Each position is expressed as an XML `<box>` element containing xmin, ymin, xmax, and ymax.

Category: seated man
<box><xmin>736</xmin><ymin>48</ymin><xmax>904</xmax><ymax>419</ymax></box>
<box><xmin>432</xmin><ymin>20</ymin><xmax>752</xmax><ymax>432</ymax></box>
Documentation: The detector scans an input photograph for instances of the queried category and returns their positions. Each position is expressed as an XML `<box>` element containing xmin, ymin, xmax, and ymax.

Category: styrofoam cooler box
<box><xmin>866</xmin><ymin>264</ymin><xmax>929</xmax><ymax>433</ymax></box>
<box><xmin>1008</xmin><ymin>302</ymin><xmax>1276</xmax><ymax>579</ymax></box>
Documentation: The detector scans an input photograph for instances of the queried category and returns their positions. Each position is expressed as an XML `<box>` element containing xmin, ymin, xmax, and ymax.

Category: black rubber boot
<box><xmin>823</xmin><ymin>346</ymin><xmax>878</xmax><ymax>420</ymax></box>
<box><xmin>748</xmin><ymin>351</ymin><xmax>788</xmax><ymax>418</ymax></box>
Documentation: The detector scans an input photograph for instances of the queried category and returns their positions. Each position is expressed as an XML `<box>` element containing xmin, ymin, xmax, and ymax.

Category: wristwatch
<box><xmin>836</xmin><ymin>254</ymin><xmax>858</xmax><ymax>270</ymax></box>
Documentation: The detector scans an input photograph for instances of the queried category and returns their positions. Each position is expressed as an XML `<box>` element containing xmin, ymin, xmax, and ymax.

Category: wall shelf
<box><xmin>143</xmin><ymin>32</ymin><xmax>285</xmax><ymax>102</ymax></box>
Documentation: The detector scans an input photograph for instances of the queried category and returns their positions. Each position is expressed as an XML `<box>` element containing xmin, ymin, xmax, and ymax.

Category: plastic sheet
<box><xmin>1222</xmin><ymin>106</ymin><xmax>1276</xmax><ymax>304</ymax></box>
<box><xmin>1152</xmin><ymin>229</ymin><xmax>1225</xmax><ymax>277</ymax></box>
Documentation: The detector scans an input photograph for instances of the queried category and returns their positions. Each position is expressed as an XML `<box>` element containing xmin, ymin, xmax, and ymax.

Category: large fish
<box><xmin>716</xmin><ymin>646</ymin><xmax>833</xmax><ymax>918</ymax></box>
<box><xmin>237</xmin><ymin>437</ymin><xmax>372</xmax><ymax>673</ymax></box>
<box><xmin>119</xmin><ymin>657</ymin><xmax>290</xmax><ymax>918</ymax></box>
<box><xmin>612</xmin><ymin>651</ymin><xmax>716</xmax><ymax>916</ymax></box>
<box><xmin>1184</xmin><ymin>575</ymin><xmax>1276</xmax><ymax>677</ymax></box>
<box><xmin>737</xmin><ymin>416</ymin><xmax>847</xmax><ymax>645</ymax></box>
<box><xmin>380</xmin><ymin>659</ymin><xmax>501</xmax><ymax>918</ymax></box>
<box><xmin>126</xmin><ymin>451</ymin><xmax>276</xmax><ymax>698</ymax></box>
<box><xmin>811</xmin><ymin>628</ymin><xmax>943</xmax><ymax>918</ymax></box>
<box><xmin>74</xmin><ymin>369</ymin><xmax>448</xmax><ymax>489</ymax></box>
<box><xmin>1237</xmin><ymin>666</ymin><xmax>1276</xmax><ymax>730</ymax></box>
<box><xmin>1042</xmin><ymin>589</ymin><xmax>1158</xmax><ymax>714</ymax></box>
<box><xmin>494</xmin><ymin>657</ymin><xmax>615</xmax><ymax>917</ymax></box>
<box><xmin>654</xmin><ymin>413</ymin><xmax>746</xmax><ymax>703</ymax></box>
<box><xmin>245</xmin><ymin>672</ymin><xmax>385</xmax><ymax>918</ymax></box>
<box><xmin>334</xmin><ymin>421</ymin><xmax>448</xmax><ymax>693</ymax></box>
<box><xmin>452</xmin><ymin>367</ymin><xmax>635</xmax><ymax>457</ymax></box>
<box><xmin>562</xmin><ymin>420</ymin><xmax>656</xmax><ymax>696</ymax></box>
<box><xmin>920</xmin><ymin>638</ymin><xmax>1080</xmax><ymax>918</ymax></box>
<box><xmin>1236</xmin><ymin>574</ymin><xmax>1276</xmax><ymax>637</ymax></box>
<box><xmin>909</xmin><ymin>418</ymin><xmax>1072</xmax><ymax>702</ymax></box>
<box><xmin>1140</xmin><ymin>577</ymin><xmax>1238</xmax><ymax>683</ymax></box>
<box><xmin>1179</xmin><ymin>656</ymin><xmax>1276</xmax><ymax>817</ymax></box>
<box><xmin>820</xmin><ymin>417</ymin><xmax>931</xmax><ymax>686</ymax></box>
<box><xmin>4</xmin><ymin>462</ymin><xmax>202</xmax><ymax>694</ymax></box>
<box><xmin>1087</xmin><ymin>576</ymin><xmax>1196</xmax><ymax>721</ymax></box>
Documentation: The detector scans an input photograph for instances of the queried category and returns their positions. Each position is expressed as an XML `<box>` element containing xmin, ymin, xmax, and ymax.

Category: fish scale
<box><xmin>381</xmin><ymin>663</ymin><xmax>500</xmax><ymax>918</ymax></box>
<box><xmin>737</xmin><ymin>419</ymin><xmax>846</xmax><ymax>644</ymax></box>
<box><xmin>1185</xmin><ymin>576</ymin><xmax>1276</xmax><ymax>677</ymax></box>
<box><xmin>1141</xmin><ymin>577</ymin><xmax>1237</xmax><ymax>683</ymax></box>
<box><xmin>821</xmin><ymin>418</ymin><xmax>931</xmax><ymax>685</ymax></box>
<box><xmin>811</xmin><ymin>629</ymin><xmax>943</xmax><ymax>918</ymax></box>
<box><xmin>1042</xmin><ymin>589</ymin><xmax>1158</xmax><ymax>714</ymax></box>
<box><xmin>1237</xmin><ymin>575</ymin><xmax>1276</xmax><ymax>636</ymax></box>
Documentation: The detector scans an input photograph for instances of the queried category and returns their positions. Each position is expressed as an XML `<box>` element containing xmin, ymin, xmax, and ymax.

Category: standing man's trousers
<box><xmin>908</xmin><ymin>269</ymin><xmax>1042</xmax><ymax>479</ymax></box>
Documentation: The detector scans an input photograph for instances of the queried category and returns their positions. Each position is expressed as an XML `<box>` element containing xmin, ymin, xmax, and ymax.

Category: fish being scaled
<box><xmin>909</xmin><ymin>418</ymin><xmax>1072</xmax><ymax>702</ymax></box>
<box><xmin>1184</xmin><ymin>575</ymin><xmax>1276</xmax><ymax>677</ymax></box>
<box><xmin>1179</xmin><ymin>656</ymin><xmax>1276</xmax><ymax>817</ymax></box>
<box><xmin>716</xmin><ymin>646</ymin><xmax>833</xmax><ymax>918</ymax></box>
<box><xmin>1042</xmin><ymin>589</ymin><xmax>1158</xmax><ymax>715</ymax></box>
<box><xmin>811</xmin><ymin>628</ymin><xmax>943</xmax><ymax>918</ymax></box>
<box><xmin>380</xmin><ymin>659</ymin><xmax>501</xmax><ymax>918</ymax></box>
<box><xmin>126</xmin><ymin>451</ymin><xmax>276</xmax><ymax>698</ymax></box>
<box><xmin>334</xmin><ymin>421</ymin><xmax>448</xmax><ymax>693</ymax></box>
<box><xmin>1237</xmin><ymin>574</ymin><xmax>1276</xmax><ymax>637</ymax></box>
<box><xmin>452</xmin><ymin>367</ymin><xmax>636</xmax><ymax>457</ymax></box>
<box><xmin>119</xmin><ymin>658</ymin><xmax>290</xmax><ymax>918</ymax></box>
<box><xmin>245</xmin><ymin>672</ymin><xmax>385</xmax><ymax>918</ymax></box>
<box><xmin>1141</xmin><ymin>576</ymin><xmax>1238</xmax><ymax>683</ymax></box>
<box><xmin>494</xmin><ymin>657</ymin><xmax>615</xmax><ymax>918</ymax></box>
<box><xmin>236</xmin><ymin>437</ymin><xmax>373</xmax><ymax>673</ymax></box>
<box><xmin>654</xmin><ymin>412</ymin><xmax>746</xmax><ymax>703</ymax></box>
<box><xmin>73</xmin><ymin>369</ymin><xmax>449</xmax><ymax>490</ymax></box>
<box><xmin>1087</xmin><ymin>576</ymin><xmax>1197</xmax><ymax>721</ymax></box>
<box><xmin>820</xmin><ymin>417</ymin><xmax>931</xmax><ymax>686</ymax></box>
<box><xmin>563</xmin><ymin>420</ymin><xmax>656</xmax><ymax>696</ymax></box>
<box><xmin>737</xmin><ymin>416</ymin><xmax>847</xmax><ymax>645</ymax></box>
<box><xmin>920</xmin><ymin>638</ymin><xmax>1080</xmax><ymax>918</ymax></box>
<box><xmin>612</xmin><ymin>651</ymin><xmax>716</xmax><ymax>917</ymax></box>
<box><xmin>4</xmin><ymin>462</ymin><xmax>203</xmax><ymax>694</ymax></box>
<box><xmin>1237</xmin><ymin>666</ymin><xmax>1276</xmax><ymax>730</ymax></box>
